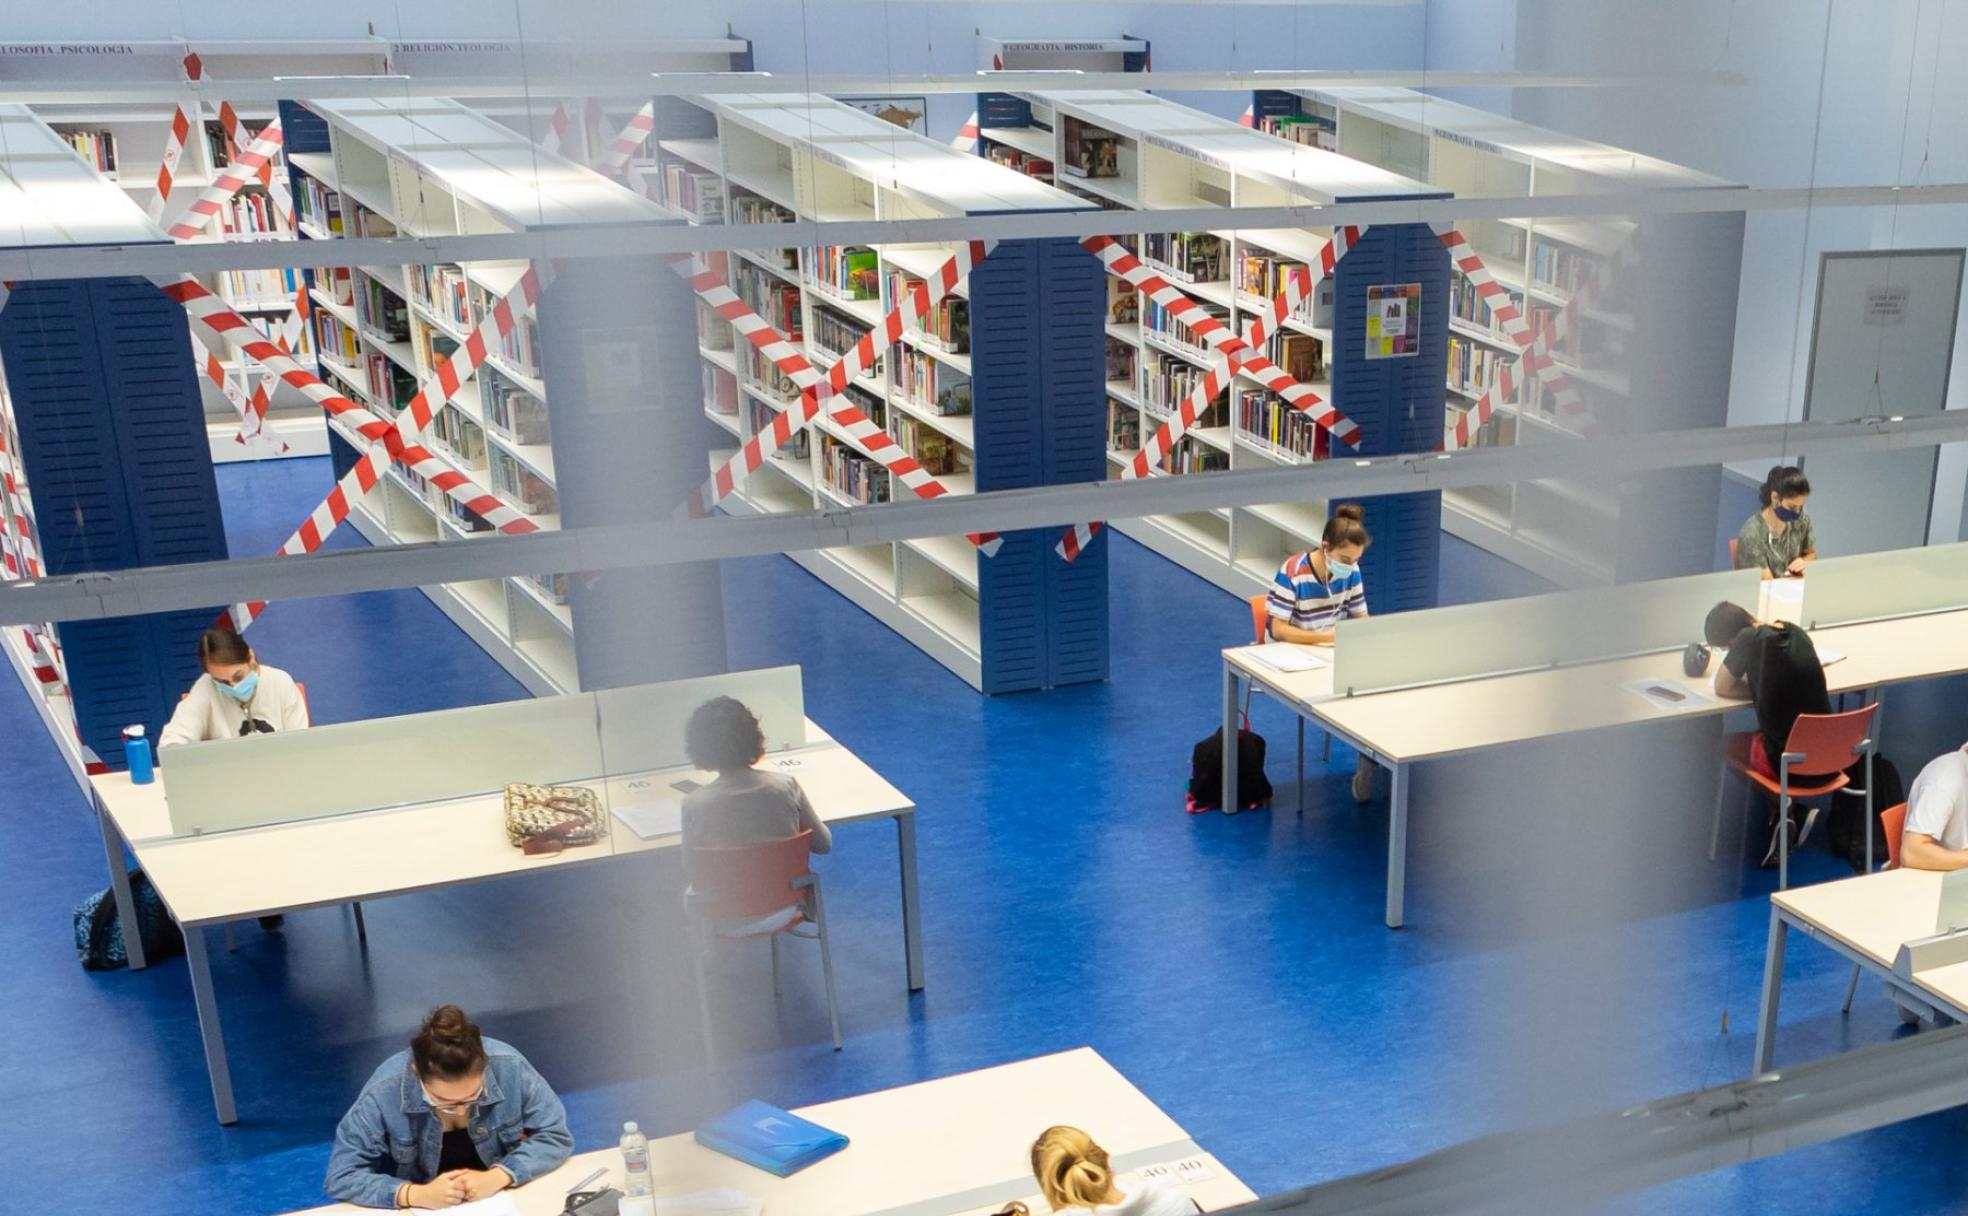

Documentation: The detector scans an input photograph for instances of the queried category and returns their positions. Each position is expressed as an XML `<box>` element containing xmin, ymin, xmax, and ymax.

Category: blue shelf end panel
<box><xmin>969</xmin><ymin>232</ymin><xmax>1109</xmax><ymax>692</ymax></box>
<box><xmin>0</xmin><ymin>276</ymin><xmax>229</xmax><ymax>766</ymax></box>
<box><xmin>1330</xmin><ymin>216</ymin><xmax>1451</xmax><ymax>613</ymax></box>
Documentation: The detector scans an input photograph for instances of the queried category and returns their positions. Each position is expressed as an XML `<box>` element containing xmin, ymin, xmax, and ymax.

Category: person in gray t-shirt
<box><xmin>679</xmin><ymin>696</ymin><xmax>832</xmax><ymax>877</ymax></box>
<box><xmin>1735</xmin><ymin>464</ymin><xmax>1816</xmax><ymax>580</ymax></box>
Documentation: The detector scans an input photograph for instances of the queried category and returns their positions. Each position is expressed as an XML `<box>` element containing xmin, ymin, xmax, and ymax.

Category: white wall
<box><xmin>1429</xmin><ymin>0</ymin><xmax>1968</xmax><ymax>541</ymax></box>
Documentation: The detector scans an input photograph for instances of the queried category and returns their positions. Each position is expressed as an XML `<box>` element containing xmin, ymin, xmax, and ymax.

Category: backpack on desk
<box><xmin>1187</xmin><ymin>724</ymin><xmax>1272</xmax><ymax>814</ymax></box>
<box><xmin>72</xmin><ymin>869</ymin><xmax>183</xmax><ymax>971</ymax></box>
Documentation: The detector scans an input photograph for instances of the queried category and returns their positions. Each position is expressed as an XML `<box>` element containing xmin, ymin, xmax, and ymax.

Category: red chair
<box><xmin>685</xmin><ymin>830</ymin><xmax>841</xmax><ymax>1051</ymax></box>
<box><xmin>1710</xmin><ymin>704</ymin><xmax>1878</xmax><ymax>889</ymax></box>
<box><xmin>1728</xmin><ymin>537</ymin><xmax>1740</xmax><ymax>569</ymax></box>
<box><xmin>1842</xmin><ymin>803</ymin><xmax>1909</xmax><ymax>1013</ymax></box>
<box><xmin>1247</xmin><ymin>593</ymin><xmax>1270</xmax><ymax>646</ymax></box>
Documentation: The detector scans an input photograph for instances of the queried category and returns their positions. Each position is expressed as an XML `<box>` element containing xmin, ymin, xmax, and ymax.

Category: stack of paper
<box><xmin>1242</xmin><ymin>642</ymin><xmax>1328</xmax><ymax>673</ymax></box>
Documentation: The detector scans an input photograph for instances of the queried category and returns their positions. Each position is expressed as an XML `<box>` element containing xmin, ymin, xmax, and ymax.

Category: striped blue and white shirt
<box><xmin>1267</xmin><ymin>550</ymin><xmax>1368</xmax><ymax>633</ymax></box>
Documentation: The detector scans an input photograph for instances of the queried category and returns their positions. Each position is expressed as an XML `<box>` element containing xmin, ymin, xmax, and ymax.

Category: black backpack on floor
<box><xmin>73</xmin><ymin>870</ymin><xmax>183</xmax><ymax>971</ymax></box>
<box><xmin>1188</xmin><ymin>724</ymin><xmax>1272</xmax><ymax>814</ymax></box>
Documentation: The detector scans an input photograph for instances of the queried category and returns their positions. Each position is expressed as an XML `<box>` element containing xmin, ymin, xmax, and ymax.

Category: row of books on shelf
<box><xmin>367</xmin><ymin>353</ymin><xmax>415</xmax><ymax>412</ymax></box>
<box><xmin>887</xmin><ymin>274</ymin><xmax>969</xmax><ymax>353</ymax></box>
<box><xmin>812</xmin><ymin>306</ymin><xmax>874</xmax><ymax>365</ymax></box>
<box><xmin>361</xmin><ymin>276</ymin><xmax>410</xmax><ymax>343</ymax></box>
<box><xmin>59</xmin><ymin>128</ymin><xmax>117</xmax><ymax>173</ymax></box>
<box><xmin>1532</xmin><ymin>240</ymin><xmax>1597</xmax><ymax>295</ymax></box>
<box><xmin>893</xmin><ymin>349</ymin><xmax>972</xmax><ymax>418</ymax></box>
<box><xmin>982</xmin><ymin>141</ymin><xmax>1054</xmax><ymax>180</ymax></box>
<box><xmin>1140</xmin><ymin>352</ymin><xmax>1219</xmax><ymax>416</ymax></box>
<box><xmin>1267</xmin><ymin>331</ymin><xmax>1325</xmax><ymax>385</ymax></box>
<box><xmin>486</xmin><ymin>366</ymin><xmax>550</xmax><ymax>445</ymax></box>
<box><xmin>351</xmin><ymin>203</ymin><xmax>397</xmax><ymax>240</ymax></box>
<box><xmin>806</xmin><ymin>246</ymin><xmax>880</xmax><ymax>302</ymax></box>
<box><xmin>1161</xmin><ymin>435</ymin><xmax>1227</xmax><ymax>475</ymax></box>
<box><xmin>1106</xmin><ymin>398</ymin><xmax>1141</xmax><ymax>453</ymax></box>
<box><xmin>745</xmin><ymin>398</ymin><xmax>810</xmax><ymax>461</ymax></box>
<box><xmin>743</xmin><ymin>345</ymin><xmax>802</xmax><ymax>405</ymax></box>
<box><xmin>1142</xmin><ymin>232</ymin><xmax>1225</xmax><ymax>284</ymax></box>
<box><xmin>1144</xmin><ymin>298</ymin><xmax>1223</xmax><ymax>357</ymax></box>
<box><xmin>1060</xmin><ymin>118</ymin><xmax>1121</xmax><ymax>179</ymax></box>
<box><xmin>217</xmin><ymin>192</ymin><xmax>283</xmax><ymax>238</ymax></box>
<box><xmin>664</xmin><ymin>163</ymin><xmax>726</xmax><ymax>223</ymax></box>
<box><xmin>892</xmin><ymin>417</ymin><xmax>965</xmax><ymax>477</ymax></box>
<box><xmin>736</xmin><ymin>262</ymin><xmax>802</xmax><ymax>339</ymax></box>
<box><xmin>1255</xmin><ymin>113</ymin><xmax>1337</xmax><ymax>151</ymax></box>
<box><xmin>490</xmin><ymin>448</ymin><xmax>557</xmax><ymax>516</ymax></box>
<box><xmin>314</xmin><ymin>266</ymin><xmax>355</xmax><ymax>308</ymax></box>
<box><xmin>704</xmin><ymin>364</ymin><xmax>739</xmax><ymax>418</ymax></box>
<box><xmin>1447</xmin><ymin>336</ymin><xmax>1507</xmax><ymax>398</ymax></box>
<box><xmin>314</xmin><ymin>311</ymin><xmax>361</xmax><ymax>366</ymax></box>
<box><xmin>1107</xmin><ymin>277</ymin><xmax>1139</xmax><ymax>325</ymax></box>
<box><xmin>1450</xmin><ymin>273</ymin><xmax>1513</xmax><ymax>336</ymax></box>
<box><xmin>220</xmin><ymin>266</ymin><xmax>303</xmax><ymax>308</ymax></box>
<box><xmin>1235</xmin><ymin>254</ymin><xmax>1324</xmax><ymax>325</ymax></box>
<box><xmin>413</xmin><ymin>263</ymin><xmax>474</xmax><ymax>332</ymax></box>
<box><xmin>731</xmin><ymin>191</ymin><xmax>796</xmax><ymax>227</ymax></box>
<box><xmin>1105</xmin><ymin>337</ymin><xmax>1137</xmax><ymax>385</ymax></box>
<box><xmin>1234</xmin><ymin>386</ymin><xmax>1327</xmax><ymax>461</ymax></box>
<box><xmin>295</xmin><ymin>175</ymin><xmax>344</xmax><ymax>235</ymax></box>
<box><xmin>821</xmin><ymin>436</ymin><xmax>890</xmax><ymax>505</ymax></box>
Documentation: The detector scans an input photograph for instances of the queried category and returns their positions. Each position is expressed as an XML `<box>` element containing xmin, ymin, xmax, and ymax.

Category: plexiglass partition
<box><xmin>1331</xmin><ymin>568</ymin><xmax>1759</xmax><ymax>696</ymax></box>
<box><xmin>1803</xmin><ymin>539</ymin><xmax>1968</xmax><ymax>628</ymax></box>
<box><xmin>160</xmin><ymin>667</ymin><xmax>807</xmax><ymax>837</ymax></box>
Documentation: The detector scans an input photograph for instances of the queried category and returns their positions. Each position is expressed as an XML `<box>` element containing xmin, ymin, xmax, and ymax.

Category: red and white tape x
<box><xmin>147</xmin><ymin>52</ymin><xmax>203</xmax><ymax>225</ymax></box>
<box><xmin>951</xmin><ymin>112</ymin><xmax>981</xmax><ymax>154</ymax></box>
<box><xmin>164</xmin><ymin>121</ymin><xmax>285</xmax><ymax>242</ymax></box>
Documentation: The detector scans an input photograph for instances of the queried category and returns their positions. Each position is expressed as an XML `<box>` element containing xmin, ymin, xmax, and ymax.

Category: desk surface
<box><xmin>1224</xmin><ymin>643</ymin><xmax>1336</xmax><ymax>709</ymax></box>
<box><xmin>111</xmin><ymin>729</ymin><xmax>911</xmax><ymax>927</ymax></box>
<box><xmin>1772</xmin><ymin>867</ymin><xmax>1968</xmax><ymax>1010</ymax></box>
<box><xmin>1305</xmin><ymin>605</ymin><xmax>1968</xmax><ymax>764</ymax></box>
<box><xmin>285</xmin><ymin>1048</ymin><xmax>1257</xmax><ymax>1216</ymax></box>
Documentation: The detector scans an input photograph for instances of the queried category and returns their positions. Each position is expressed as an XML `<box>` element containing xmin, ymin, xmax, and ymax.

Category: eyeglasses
<box><xmin>422</xmin><ymin>1084</ymin><xmax>484</xmax><ymax>1114</ymax></box>
<box><xmin>238</xmin><ymin>718</ymin><xmax>275</xmax><ymax>737</ymax></box>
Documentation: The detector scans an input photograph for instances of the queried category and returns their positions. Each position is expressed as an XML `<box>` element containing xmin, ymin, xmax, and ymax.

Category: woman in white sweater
<box><xmin>1030</xmin><ymin>1126</ymin><xmax>1199</xmax><ymax>1216</ymax></box>
<box><xmin>159</xmin><ymin>626</ymin><xmax>309</xmax><ymax>749</ymax></box>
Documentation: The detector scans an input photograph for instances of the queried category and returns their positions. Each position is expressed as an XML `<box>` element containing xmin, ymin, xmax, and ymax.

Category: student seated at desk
<box><xmin>159</xmin><ymin>626</ymin><xmax>308</xmax><ymax>748</ymax></box>
<box><xmin>1030</xmin><ymin>1125</ymin><xmax>1199</xmax><ymax>1216</ymax></box>
<box><xmin>324</xmin><ymin>1004</ymin><xmax>572</xmax><ymax>1210</ymax></box>
<box><xmin>680</xmin><ymin>696</ymin><xmax>832</xmax><ymax>868</ymax></box>
<box><xmin>1901</xmin><ymin>742</ymin><xmax>1968</xmax><ymax>871</ymax></box>
<box><xmin>1705</xmin><ymin>601</ymin><xmax>1834</xmax><ymax>865</ymax></box>
<box><xmin>1735</xmin><ymin>464</ymin><xmax>1816</xmax><ymax>580</ymax></box>
<box><xmin>1266</xmin><ymin>503</ymin><xmax>1377</xmax><ymax>803</ymax></box>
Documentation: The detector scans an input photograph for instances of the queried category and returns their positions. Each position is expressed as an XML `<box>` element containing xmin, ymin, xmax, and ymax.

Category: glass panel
<box><xmin>1803</xmin><ymin>538</ymin><xmax>1968</xmax><ymax>627</ymax></box>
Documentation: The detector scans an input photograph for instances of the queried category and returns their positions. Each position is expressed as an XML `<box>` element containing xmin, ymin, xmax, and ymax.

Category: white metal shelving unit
<box><xmin>986</xmin><ymin>89</ymin><xmax>1436</xmax><ymax>597</ymax></box>
<box><xmin>1276</xmin><ymin>86</ymin><xmax>1734</xmax><ymax>586</ymax></box>
<box><xmin>293</xmin><ymin>97</ymin><xmax>668</xmax><ymax>696</ymax></box>
<box><xmin>652</xmin><ymin>92</ymin><xmax>1094</xmax><ymax>689</ymax></box>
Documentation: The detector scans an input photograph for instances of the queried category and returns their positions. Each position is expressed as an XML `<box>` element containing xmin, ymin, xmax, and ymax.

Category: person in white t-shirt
<box><xmin>1901</xmin><ymin>743</ymin><xmax>1968</xmax><ymax>871</ymax></box>
<box><xmin>159</xmin><ymin>626</ymin><xmax>309</xmax><ymax>750</ymax></box>
<box><xmin>1028</xmin><ymin>1126</ymin><xmax>1198</xmax><ymax>1216</ymax></box>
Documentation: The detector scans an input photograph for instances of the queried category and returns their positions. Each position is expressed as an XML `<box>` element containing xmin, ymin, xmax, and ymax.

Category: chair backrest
<box><xmin>1779</xmin><ymin>704</ymin><xmax>1879</xmax><ymax>777</ymax></box>
<box><xmin>1728</xmin><ymin>537</ymin><xmax>1740</xmax><ymax>568</ymax></box>
<box><xmin>1247</xmin><ymin>594</ymin><xmax>1270</xmax><ymax>645</ymax></box>
<box><xmin>1883</xmin><ymin>802</ymin><xmax>1908</xmax><ymax>870</ymax></box>
<box><xmin>688</xmin><ymin>830</ymin><xmax>814</xmax><ymax>920</ymax></box>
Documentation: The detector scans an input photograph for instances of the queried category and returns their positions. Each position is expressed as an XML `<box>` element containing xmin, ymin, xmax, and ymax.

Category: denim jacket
<box><xmin>324</xmin><ymin>1039</ymin><xmax>573</xmax><ymax>1208</ymax></box>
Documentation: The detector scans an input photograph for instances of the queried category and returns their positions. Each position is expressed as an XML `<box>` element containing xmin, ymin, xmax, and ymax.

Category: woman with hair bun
<box><xmin>324</xmin><ymin>1004</ymin><xmax>572</xmax><ymax>1208</ymax></box>
<box><xmin>1030</xmin><ymin>1126</ymin><xmax>1199</xmax><ymax>1215</ymax></box>
<box><xmin>1735</xmin><ymin>464</ymin><xmax>1816</xmax><ymax>579</ymax></box>
<box><xmin>1265</xmin><ymin>503</ymin><xmax>1380</xmax><ymax>803</ymax></box>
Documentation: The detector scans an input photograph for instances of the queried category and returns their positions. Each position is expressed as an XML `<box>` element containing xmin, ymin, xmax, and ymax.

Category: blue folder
<box><xmin>694</xmin><ymin>1100</ymin><xmax>849</xmax><ymax>1177</ymax></box>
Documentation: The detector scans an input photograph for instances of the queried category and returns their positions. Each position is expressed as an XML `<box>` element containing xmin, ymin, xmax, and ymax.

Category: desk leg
<box><xmin>1221</xmin><ymin>663</ymin><xmax>1240</xmax><ymax>815</ymax></box>
<box><xmin>1752</xmin><ymin>909</ymin><xmax>1788</xmax><ymax>1076</ymax></box>
<box><xmin>183</xmin><ymin>926</ymin><xmax>237</xmax><ymax>1124</ymax></box>
<box><xmin>896</xmin><ymin>812</ymin><xmax>924</xmax><ymax>992</ymax></box>
<box><xmin>1385</xmin><ymin>760</ymin><xmax>1410</xmax><ymax>929</ymax></box>
<box><xmin>95</xmin><ymin>801</ymin><xmax>146</xmax><ymax>971</ymax></box>
<box><xmin>1296</xmin><ymin>717</ymin><xmax>1305</xmax><ymax>817</ymax></box>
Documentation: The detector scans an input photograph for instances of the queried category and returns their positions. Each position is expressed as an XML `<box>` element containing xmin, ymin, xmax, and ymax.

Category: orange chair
<box><xmin>1247</xmin><ymin>593</ymin><xmax>1270</xmax><ymax>645</ymax></box>
<box><xmin>1728</xmin><ymin>537</ymin><xmax>1740</xmax><ymax>569</ymax></box>
<box><xmin>1839</xmin><ymin>802</ymin><xmax>1908</xmax><ymax>1013</ymax></box>
<box><xmin>685</xmin><ymin>830</ymin><xmax>842</xmax><ymax>1051</ymax></box>
<box><xmin>1711</xmin><ymin>704</ymin><xmax>1878</xmax><ymax>889</ymax></box>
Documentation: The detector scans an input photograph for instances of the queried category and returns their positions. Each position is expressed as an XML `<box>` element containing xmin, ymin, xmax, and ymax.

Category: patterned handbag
<box><xmin>503</xmin><ymin>783</ymin><xmax>606</xmax><ymax>855</ymax></box>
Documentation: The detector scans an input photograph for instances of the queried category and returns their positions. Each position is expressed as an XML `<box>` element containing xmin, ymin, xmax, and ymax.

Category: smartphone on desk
<box><xmin>670</xmin><ymin>777</ymin><xmax>702</xmax><ymax>795</ymax></box>
<box><xmin>1646</xmin><ymin>684</ymin><xmax>1688</xmax><ymax>703</ymax></box>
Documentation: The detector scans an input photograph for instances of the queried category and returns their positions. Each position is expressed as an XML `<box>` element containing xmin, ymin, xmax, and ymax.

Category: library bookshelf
<box><xmin>282</xmin><ymin>97</ymin><xmax>669</xmax><ymax>696</ymax></box>
<box><xmin>1257</xmin><ymin>86</ymin><xmax>1739</xmax><ymax>586</ymax></box>
<box><xmin>644</xmin><ymin>91</ymin><xmax>1105</xmax><ymax>692</ymax></box>
<box><xmin>971</xmin><ymin>89</ymin><xmax>1447</xmax><ymax>601</ymax></box>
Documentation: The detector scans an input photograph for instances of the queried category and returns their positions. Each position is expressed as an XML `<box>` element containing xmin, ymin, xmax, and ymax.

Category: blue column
<box><xmin>1331</xmin><ymin>217</ymin><xmax>1452</xmax><ymax>613</ymax></box>
<box><xmin>0</xmin><ymin>277</ymin><xmax>228</xmax><ymax>766</ymax></box>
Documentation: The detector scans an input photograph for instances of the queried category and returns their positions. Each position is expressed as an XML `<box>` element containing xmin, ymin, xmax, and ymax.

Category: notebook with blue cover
<box><xmin>694</xmin><ymin>1100</ymin><xmax>849</xmax><ymax>1177</ymax></box>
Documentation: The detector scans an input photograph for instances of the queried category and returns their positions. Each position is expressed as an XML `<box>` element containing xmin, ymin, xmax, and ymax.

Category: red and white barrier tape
<box><xmin>217</xmin><ymin>100</ymin><xmax>293</xmax><ymax>223</ymax></box>
<box><xmin>952</xmin><ymin>111</ymin><xmax>980</xmax><ymax>153</ymax></box>
<box><xmin>234</xmin><ymin>283</ymin><xmax>310</xmax><ymax>452</ymax></box>
<box><xmin>147</xmin><ymin>52</ymin><xmax>203</xmax><ymax>225</ymax></box>
<box><xmin>596</xmin><ymin>101</ymin><xmax>656</xmax><ymax>176</ymax></box>
<box><xmin>164</xmin><ymin>121</ymin><xmax>284</xmax><ymax>241</ymax></box>
<box><xmin>189</xmin><ymin>331</ymin><xmax>253</xmax><ymax>422</ymax></box>
<box><xmin>676</xmin><ymin>245</ymin><xmax>1004</xmax><ymax>555</ymax></box>
<box><xmin>1237</xmin><ymin>105</ymin><xmax>1254</xmax><ymax>128</ymax></box>
<box><xmin>1433</xmin><ymin>225</ymin><xmax>1582</xmax><ymax>423</ymax></box>
<box><xmin>542</xmin><ymin>101</ymin><xmax>572</xmax><ymax>156</ymax></box>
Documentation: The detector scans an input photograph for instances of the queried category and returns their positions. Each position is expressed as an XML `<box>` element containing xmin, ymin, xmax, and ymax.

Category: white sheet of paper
<box><xmin>613</xmin><ymin>799</ymin><xmax>683</xmax><ymax>840</ymax></box>
<box><xmin>1818</xmin><ymin>649</ymin><xmax>1846</xmax><ymax>667</ymax></box>
<box><xmin>654</xmin><ymin>1188</ymin><xmax>762</xmax><ymax>1216</ymax></box>
<box><xmin>1623</xmin><ymin>678</ymin><xmax>1710</xmax><ymax>711</ymax></box>
<box><xmin>1243</xmin><ymin>642</ymin><xmax>1329</xmax><ymax>673</ymax></box>
<box><xmin>445</xmin><ymin>1196</ymin><xmax>521</xmax><ymax>1216</ymax></box>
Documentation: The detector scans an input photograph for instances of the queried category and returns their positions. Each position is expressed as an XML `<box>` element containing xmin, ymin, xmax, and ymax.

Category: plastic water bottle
<box><xmin>620</xmin><ymin>1121</ymin><xmax>651</xmax><ymax>1197</ymax></box>
<box><xmin>124</xmin><ymin>724</ymin><xmax>154</xmax><ymax>785</ymax></box>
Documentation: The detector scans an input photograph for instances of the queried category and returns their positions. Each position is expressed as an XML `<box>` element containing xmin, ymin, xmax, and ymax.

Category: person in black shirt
<box><xmin>1705</xmin><ymin>601</ymin><xmax>1832</xmax><ymax>866</ymax></box>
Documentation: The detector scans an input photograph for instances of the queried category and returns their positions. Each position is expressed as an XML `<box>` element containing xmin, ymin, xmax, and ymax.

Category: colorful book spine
<box><xmin>804</xmin><ymin>246</ymin><xmax>880</xmax><ymax>301</ymax></box>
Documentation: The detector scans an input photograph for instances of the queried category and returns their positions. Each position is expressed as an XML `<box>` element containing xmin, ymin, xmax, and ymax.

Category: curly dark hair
<box><xmin>685</xmin><ymin>696</ymin><xmax>765</xmax><ymax>772</ymax></box>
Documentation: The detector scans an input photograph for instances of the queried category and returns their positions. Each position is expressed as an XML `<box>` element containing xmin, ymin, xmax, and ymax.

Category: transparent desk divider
<box><xmin>1332</xmin><ymin>568</ymin><xmax>1759</xmax><ymax>696</ymax></box>
<box><xmin>162</xmin><ymin>693</ymin><xmax>605</xmax><ymax>837</ymax></box>
<box><xmin>1803</xmin><ymin>539</ymin><xmax>1968</xmax><ymax>628</ymax></box>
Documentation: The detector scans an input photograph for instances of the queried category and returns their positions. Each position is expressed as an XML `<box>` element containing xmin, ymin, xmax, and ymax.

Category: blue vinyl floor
<box><xmin>5</xmin><ymin>458</ymin><xmax>1968</xmax><ymax>1215</ymax></box>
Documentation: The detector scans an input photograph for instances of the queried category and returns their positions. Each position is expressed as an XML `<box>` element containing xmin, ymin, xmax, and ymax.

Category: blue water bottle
<box><xmin>124</xmin><ymin>724</ymin><xmax>154</xmax><ymax>785</ymax></box>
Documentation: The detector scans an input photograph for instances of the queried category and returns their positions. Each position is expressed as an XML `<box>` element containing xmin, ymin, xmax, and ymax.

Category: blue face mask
<box><xmin>1774</xmin><ymin>504</ymin><xmax>1803</xmax><ymax>523</ymax></box>
<box><xmin>1325</xmin><ymin>557</ymin><xmax>1359</xmax><ymax>584</ymax></box>
<box><xmin>219</xmin><ymin>671</ymin><xmax>258</xmax><ymax>702</ymax></box>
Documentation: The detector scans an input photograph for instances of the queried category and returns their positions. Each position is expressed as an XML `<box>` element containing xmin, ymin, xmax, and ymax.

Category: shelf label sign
<box><xmin>1365</xmin><ymin>282</ymin><xmax>1422</xmax><ymax>359</ymax></box>
<box><xmin>1865</xmin><ymin>284</ymin><xmax>1910</xmax><ymax>326</ymax></box>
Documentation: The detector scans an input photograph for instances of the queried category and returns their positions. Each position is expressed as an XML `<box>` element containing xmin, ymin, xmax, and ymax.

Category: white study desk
<box><xmin>1756</xmin><ymin>869</ymin><xmax>1968</xmax><ymax>1074</ymax></box>
<box><xmin>1223</xmin><ymin>603</ymin><xmax>1968</xmax><ymax>929</ymax></box>
<box><xmin>89</xmin><ymin>723</ymin><xmax>921</xmax><ymax>1126</ymax></box>
<box><xmin>284</xmin><ymin>1048</ymin><xmax>1257</xmax><ymax>1216</ymax></box>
